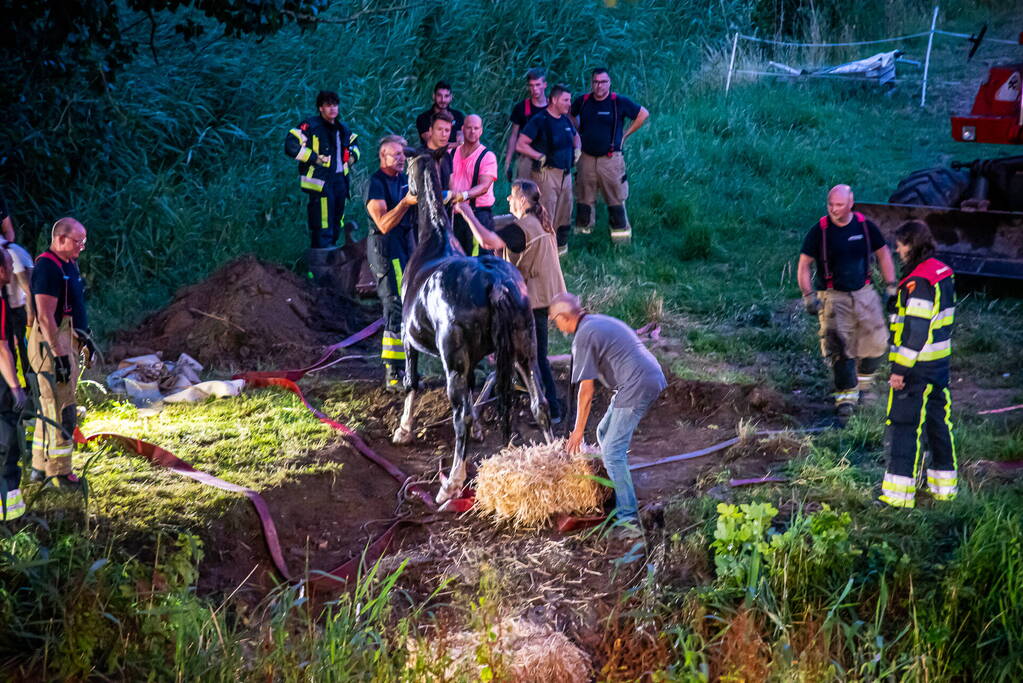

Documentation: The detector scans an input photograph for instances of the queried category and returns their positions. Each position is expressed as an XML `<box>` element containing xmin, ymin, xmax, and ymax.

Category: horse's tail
<box><xmin>490</xmin><ymin>283</ymin><xmax>526</xmax><ymax>444</ymax></box>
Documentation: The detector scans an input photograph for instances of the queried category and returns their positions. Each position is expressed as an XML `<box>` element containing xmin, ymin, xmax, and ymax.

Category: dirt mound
<box><xmin>112</xmin><ymin>255</ymin><xmax>376</xmax><ymax>368</ymax></box>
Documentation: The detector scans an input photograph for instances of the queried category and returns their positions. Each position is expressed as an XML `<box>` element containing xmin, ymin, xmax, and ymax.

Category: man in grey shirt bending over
<box><xmin>550</xmin><ymin>292</ymin><xmax>666</xmax><ymax>536</ymax></box>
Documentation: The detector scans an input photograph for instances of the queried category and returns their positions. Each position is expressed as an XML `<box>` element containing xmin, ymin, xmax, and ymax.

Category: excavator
<box><xmin>859</xmin><ymin>29</ymin><xmax>1023</xmax><ymax>280</ymax></box>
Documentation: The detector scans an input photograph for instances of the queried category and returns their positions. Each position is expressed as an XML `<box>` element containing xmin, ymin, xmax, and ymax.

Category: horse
<box><xmin>392</xmin><ymin>147</ymin><xmax>553</xmax><ymax>506</ymax></box>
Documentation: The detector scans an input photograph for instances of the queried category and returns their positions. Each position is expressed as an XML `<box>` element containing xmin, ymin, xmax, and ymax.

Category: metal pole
<box><xmin>725</xmin><ymin>32</ymin><xmax>740</xmax><ymax>95</ymax></box>
<box><xmin>920</xmin><ymin>6</ymin><xmax>939</xmax><ymax>107</ymax></box>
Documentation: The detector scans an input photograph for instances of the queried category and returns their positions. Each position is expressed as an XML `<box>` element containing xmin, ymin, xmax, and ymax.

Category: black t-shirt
<box><xmin>800</xmin><ymin>216</ymin><xmax>885</xmax><ymax>291</ymax></box>
<box><xmin>521</xmin><ymin>111</ymin><xmax>577</xmax><ymax>171</ymax></box>
<box><xmin>415</xmin><ymin>108</ymin><xmax>465</xmax><ymax>146</ymax></box>
<box><xmin>31</xmin><ymin>251</ymin><xmax>88</xmax><ymax>329</ymax></box>
<box><xmin>495</xmin><ymin>223</ymin><xmax>527</xmax><ymax>253</ymax></box>
<box><xmin>367</xmin><ymin>169</ymin><xmax>416</xmax><ymax>253</ymax></box>
<box><xmin>509</xmin><ymin>98</ymin><xmax>546</xmax><ymax>128</ymax></box>
<box><xmin>570</xmin><ymin>93</ymin><xmax>642</xmax><ymax>156</ymax></box>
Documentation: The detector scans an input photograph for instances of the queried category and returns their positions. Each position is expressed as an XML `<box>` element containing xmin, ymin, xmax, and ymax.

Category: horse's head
<box><xmin>406</xmin><ymin>147</ymin><xmax>453</xmax><ymax>249</ymax></box>
<box><xmin>405</xmin><ymin>147</ymin><xmax>447</xmax><ymax>203</ymax></box>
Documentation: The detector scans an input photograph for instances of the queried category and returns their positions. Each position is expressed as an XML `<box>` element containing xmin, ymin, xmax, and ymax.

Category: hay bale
<box><xmin>474</xmin><ymin>439</ymin><xmax>609</xmax><ymax>527</ymax></box>
<box><xmin>409</xmin><ymin>617</ymin><xmax>591</xmax><ymax>682</ymax></box>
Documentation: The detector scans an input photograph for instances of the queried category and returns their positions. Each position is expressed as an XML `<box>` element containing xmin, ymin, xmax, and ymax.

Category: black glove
<box><xmin>531</xmin><ymin>154</ymin><xmax>546</xmax><ymax>173</ymax></box>
<box><xmin>54</xmin><ymin>355</ymin><xmax>72</xmax><ymax>384</ymax></box>
<box><xmin>802</xmin><ymin>293</ymin><xmax>822</xmax><ymax>316</ymax></box>
<box><xmin>10</xmin><ymin>386</ymin><xmax>26</xmax><ymax>413</ymax></box>
<box><xmin>884</xmin><ymin>286</ymin><xmax>898</xmax><ymax>316</ymax></box>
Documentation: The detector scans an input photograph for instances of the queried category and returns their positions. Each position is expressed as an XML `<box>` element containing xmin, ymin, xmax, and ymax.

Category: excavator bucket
<box><xmin>857</xmin><ymin>202</ymin><xmax>1023</xmax><ymax>280</ymax></box>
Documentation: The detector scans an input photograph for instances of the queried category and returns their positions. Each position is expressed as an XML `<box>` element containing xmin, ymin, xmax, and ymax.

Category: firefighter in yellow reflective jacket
<box><xmin>284</xmin><ymin>90</ymin><xmax>361</xmax><ymax>248</ymax></box>
<box><xmin>880</xmin><ymin>221</ymin><xmax>956</xmax><ymax>509</ymax></box>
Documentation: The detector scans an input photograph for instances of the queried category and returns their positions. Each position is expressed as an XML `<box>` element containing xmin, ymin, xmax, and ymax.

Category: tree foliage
<box><xmin>0</xmin><ymin>0</ymin><xmax>329</xmax><ymax>245</ymax></box>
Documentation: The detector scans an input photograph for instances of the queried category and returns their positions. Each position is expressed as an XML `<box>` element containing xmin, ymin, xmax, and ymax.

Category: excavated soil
<box><xmin>110</xmin><ymin>255</ymin><xmax>377</xmax><ymax>368</ymax></box>
<box><xmin>197</xmin><ymin>370</ymin><xmax>805</xmax><ymax>604</ymax></box>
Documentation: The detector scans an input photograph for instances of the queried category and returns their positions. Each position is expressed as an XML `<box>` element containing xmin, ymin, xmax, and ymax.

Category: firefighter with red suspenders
<box><xmin>880</xmin><ymin>221</ymin><xmax>956</xmax><ymax>509</ymax></box>
<box><xmin>504</xmin><ymin>68</ymin><xmax>549</xmax><ymax>182</ymax></box>
<box><xmin>797</xmin><ymin>185</ymin><xmax>897</xmax><ymax>423</ymax></box>
<box><xmin>570</xmin><ymin>68</ymin><xmax>649</xmax><ymax>246</ymax></box>
<box><xmin>29</xmin><ymin>218</ymin><xmax>96</xmax><ymax>490</ymax></box>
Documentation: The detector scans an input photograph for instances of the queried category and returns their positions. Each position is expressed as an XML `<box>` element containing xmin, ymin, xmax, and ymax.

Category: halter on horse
<box><xmin>393</xmin><ymin>147</ymin><xmax>552</xmax><ymax>506</ymax></box>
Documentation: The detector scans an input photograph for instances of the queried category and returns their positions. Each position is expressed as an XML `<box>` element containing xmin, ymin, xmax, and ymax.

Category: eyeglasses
<box><xmin>66</xmin><ymin>236</ymin><xmax>86</xmax><ymax>247</ymax></box>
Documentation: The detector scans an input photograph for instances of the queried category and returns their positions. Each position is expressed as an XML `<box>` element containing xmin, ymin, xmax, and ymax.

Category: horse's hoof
<box><xmin>392</xmin><ymin>427</ymin><xmax>413</xmax><ymax>445</ymax></box>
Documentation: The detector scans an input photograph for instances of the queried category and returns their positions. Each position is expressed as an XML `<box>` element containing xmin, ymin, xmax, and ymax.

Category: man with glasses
<box><xmin>366</xmin><ymin>136</ymin><xmax>418</xmax><ymax>390</ymax></box>
<box><xmin>570</xmin><ymin>68</ymin><xmax>649</xmax><ymax>245</ymax></box>
<box><xmin>29</xmin><ymin>217</ymin><xmax>94</xmax><ymax>490</ymax></box>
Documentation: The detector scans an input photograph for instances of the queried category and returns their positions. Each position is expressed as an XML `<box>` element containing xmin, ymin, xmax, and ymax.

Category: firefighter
<box><xmin>570</xmin><ymin>68</ymin><xmax>649</xmax><ymax>245</ymax></box>
<box><xmin>516</xmin><ymin>84</ymin><xmax>581</xmax><ymax>256</ymax></box>
<box><xmin>0</xmin><ymin>248</ymin><xmax>28</xmax><ymax>520</ymax></box>
<box><xmin>29</xmin><ymin>218</ymin><xmax>94</xmax><ymax>490</ymax></box>
<box><xmin>880</xmin><ymin>221</ymin><xmax>956</xmax><ymax>509</ymax></box>
<box><xmin>284</xmin><ymin>90</ymin><xmax>361</xmax><ymax>249</ymax></box>
<box><xmin>503</xmin><ymin>68</ymin><xmax>548</xmax><ymax>182</ymax></box>
<box><xmin>366</xmin><ymin>136</ymin><xmax>417</xmax><ymax>390</ymax></box>
<box><xmin>797</xmin><ymin>185</ymin><xmax>896</xmax><ymax>422</ymax></box>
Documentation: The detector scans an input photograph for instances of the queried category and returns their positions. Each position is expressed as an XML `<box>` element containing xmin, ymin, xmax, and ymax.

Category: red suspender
<box><xmin>818</xmin><ymin>211</ymin><xmax>870</xmax><ymax>290</ymax></box>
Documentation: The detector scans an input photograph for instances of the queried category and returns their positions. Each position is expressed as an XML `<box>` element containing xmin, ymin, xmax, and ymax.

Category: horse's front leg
<box><xmin>392</xmin><ymin>347</ymin><xmax>419</xmax><ymax>445</ymax></box>
<box><xmin>437</xmin><ymin>368</ymin><xmax>471</xmax><ymax>506</ymax></box>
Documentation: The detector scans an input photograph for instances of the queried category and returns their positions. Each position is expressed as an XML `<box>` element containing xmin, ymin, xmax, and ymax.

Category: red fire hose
<box><xmin>77</xmin><ymin>318</ymin><xmax>438</xmax><ymax>591</ymax></box>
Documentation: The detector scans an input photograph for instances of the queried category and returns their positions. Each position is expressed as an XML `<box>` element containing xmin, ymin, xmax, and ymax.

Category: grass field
<box><xmin>3</xmin><ymin>0</ymin><xmax>1023</xmax><ymax>679</ymax></box>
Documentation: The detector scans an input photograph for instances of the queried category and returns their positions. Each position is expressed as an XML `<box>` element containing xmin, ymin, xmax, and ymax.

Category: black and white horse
<box><xmin>392</xmin><ymin>147</ymin><xmax>552</xmax><ymax>505</ymax></box>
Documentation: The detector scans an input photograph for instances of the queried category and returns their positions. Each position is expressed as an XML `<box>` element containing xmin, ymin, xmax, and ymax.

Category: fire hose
<box><xmin>76</xmin><ymin>317</ymin><xmax>439</xmax><ymax>591</ymax></box>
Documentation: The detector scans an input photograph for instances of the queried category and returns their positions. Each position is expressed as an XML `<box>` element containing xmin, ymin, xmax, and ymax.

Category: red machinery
<box><xmin>859</xmin><ymin>31</ymin><xmax>1023</xmax><ymax>280</ymax></box>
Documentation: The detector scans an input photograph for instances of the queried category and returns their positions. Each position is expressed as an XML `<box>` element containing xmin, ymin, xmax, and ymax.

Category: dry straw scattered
<box><xmin>474</xmin><ymin>439</ymin><xmax>609</xmax><ymax>528</ymax></box>
<box><xmin>408</xmin><ymin>617</ymin><xmax>591</xmax><ymax>682</ymax></box>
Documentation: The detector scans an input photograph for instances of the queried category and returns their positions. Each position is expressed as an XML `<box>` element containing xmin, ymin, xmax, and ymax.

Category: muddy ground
<box><xmin>105</xmin><ymin>255</ymin><xmax>1018</xmax><ymax>672</ymax></box>
<box><xmin>198</xmin><ymin>352</ymin><xmax>813</xmax><ymax>633</ymax></box>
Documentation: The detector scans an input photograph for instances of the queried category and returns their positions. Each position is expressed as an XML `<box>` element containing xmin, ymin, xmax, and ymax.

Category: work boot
<box><xmin>1</xmin><ymin>488</ymin><xmax>25</xmax><ymax>522</ymax></box>
<box><xmin>29</xmin><ymin>468</ymin><xmax>46</xmax><ymax>484</ymax></box>
<box><xmin>556</xmin><ymin>225</ymin><xmax>571</xmax><ymax>256</ymax></box>
<box><xmin>608</xmin><ymin>205</ymin><xmax>631</xmax><ymax>245</ymax></box>
<box><xmin>574</xmin><ymin>204</ymin><xmax>593</xmax><ymax>234</ymax></box>
<box><xmin>836</xmin><ymin>402</ymin><xmax>855</xmax><ymax>425</ymax></box>
<box><xmin>384</xmin><ymin>365</ymin><xmax>404</xmax><ymax>392</ymax></box>
<box><xmin>44</xmin><ymin>473</ymin><xmax>83</xmax><ymax>491</ymax></box>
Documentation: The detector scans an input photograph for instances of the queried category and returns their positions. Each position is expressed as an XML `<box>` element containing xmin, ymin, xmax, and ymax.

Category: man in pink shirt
<box><xmin>450</xmin><ymin>114</ymin><xmax>498</xmax><ymax>256</ymax></box>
